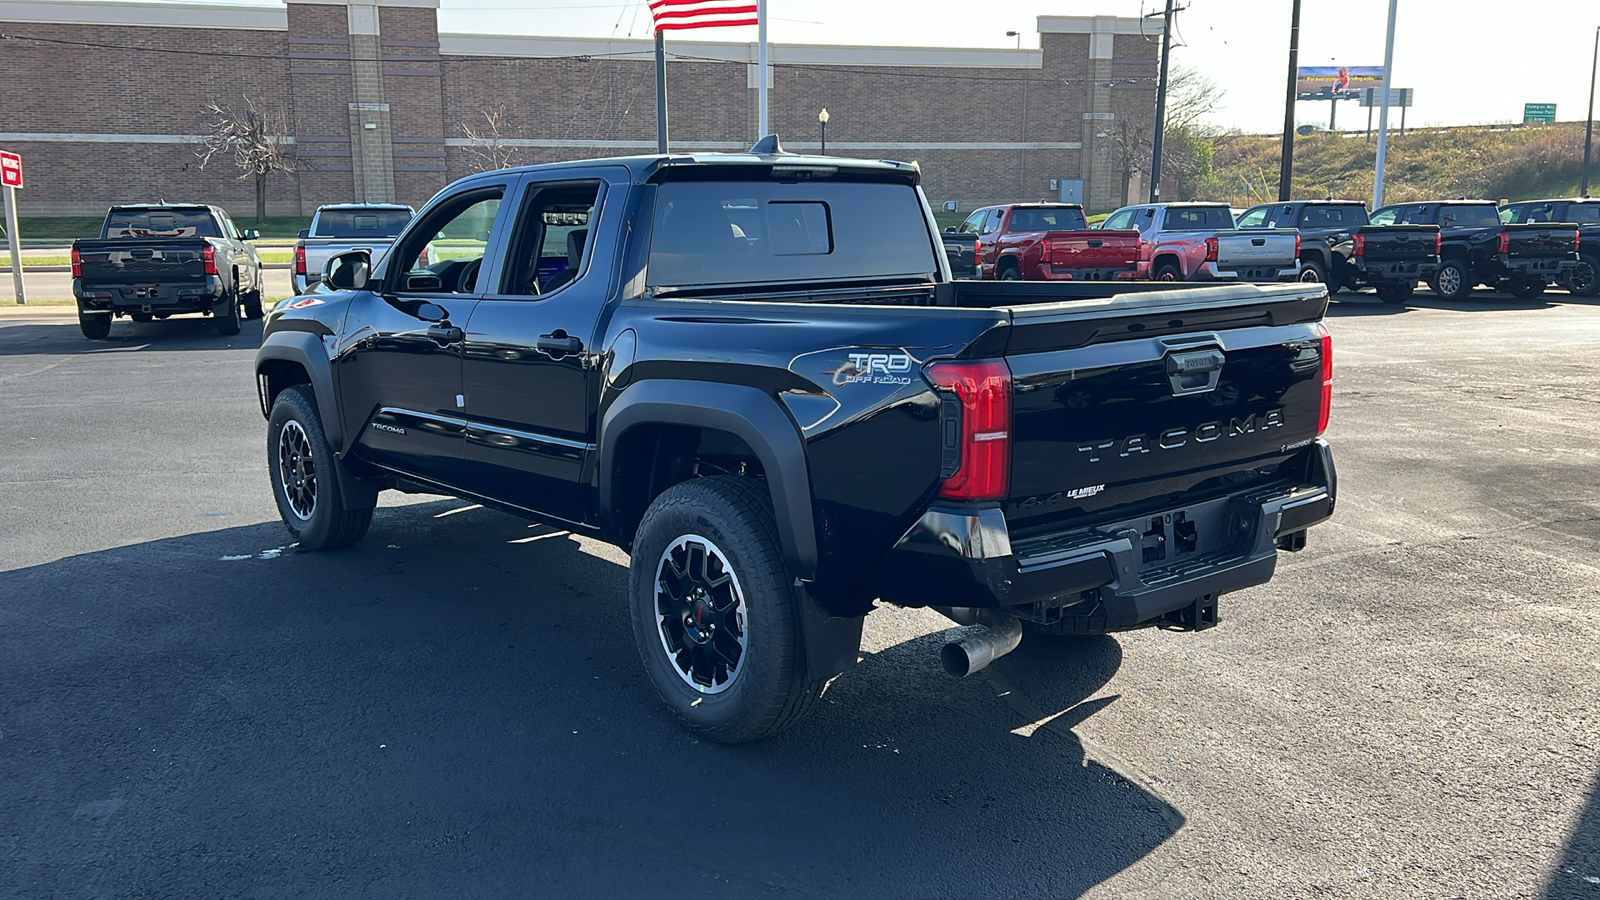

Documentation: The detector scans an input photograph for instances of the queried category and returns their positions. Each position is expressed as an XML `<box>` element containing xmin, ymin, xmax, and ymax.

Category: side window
<box><xmin>1500</xmin><ymin>204</ymin><xmax>1524</xmax><ymax>224</ymax></box>
<box><xmin>1235</xmin><ymin>207</ymin><xmax>1269</xmax><ymax>228</ymax></box>
<box><xmin>958</xmin><ymin>210</ymin><xmax>988</xmax><ymax>235</ymax></box>
<box><xmin>1101</xmin><ymin>209</ymin><xmax>1134</xmax><ymax>231</ymax></box>
<box><xmin>498</xmin><ymin>180</ymin><xmax>605</xmax><ymax>296</ymax></box>
<box><xmin>217</xmin><ymin>212</ymin><xmax>240</xmax><ymax>239</ymax></box>
<box><xmin>390</xmin><ymin>187</ymin><xmax>504</xmax><ymax>295</ymax></box>
<box><xmin>1408</xmin><ymin>206</ymin><xmax>1433</xmax><ymax>225</ymax></box>
<box><xmin>981</xmin><ymin>208</ymin><xmax>1004</xmax><ymax>234</ymax></box>
<box><xmin>1568</xmin><ymin>204</ymin><xmax>1600</xmax><ymax>225</ymax></box>
<box><xmin>1369</xmin><ymin>207</ymin><xmax>1398</xmax><ymax>226</ymax></box>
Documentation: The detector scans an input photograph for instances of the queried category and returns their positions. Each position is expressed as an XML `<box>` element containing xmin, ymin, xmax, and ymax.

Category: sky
<box><xmin>69</xmin><ymin>0</ymin><xmax>1600</xmax><ymax>132</ymax></box>
<box><xmin>427</xmin><ymin>0</ymin><xmax>1600</xmax><ymax>133</ymax></box>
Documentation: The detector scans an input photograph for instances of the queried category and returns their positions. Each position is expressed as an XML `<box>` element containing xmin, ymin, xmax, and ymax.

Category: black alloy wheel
<box><xmin>266</xmin><ymin>385</ymin><xmax>373</xmax><ymax>550</ymax></box>
<box><xmin>1564</xmin><ymin>254</ymin><xmax>1598</xmax><ymax>297</ymax></box>
<box><xmin>1297</xmin><ymin>259</ymin><xmax>1327</xmax><ymax>286</ymax></box>
<box><xmin>628</xmin><ymin>475</ymin><xmax>827</xmax><ymax>743</ymax></box>
<box><xmin>1153</xmin><ymin>262</ymin><xmax>1182</xmax><ymax>282</ymax></box>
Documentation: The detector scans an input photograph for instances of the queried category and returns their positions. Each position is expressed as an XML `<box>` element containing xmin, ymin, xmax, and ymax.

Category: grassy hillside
<box><xmin>1209</xmin><ymin>122</ymin><xmax>1591</xmax><ymax>207</ymax></box>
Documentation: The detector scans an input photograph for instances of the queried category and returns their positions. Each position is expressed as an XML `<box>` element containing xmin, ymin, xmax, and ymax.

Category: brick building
<box><xmin>0</xmin><ymin>0</ymin><xmax>1161</xmax><ymax>216</ymax></box>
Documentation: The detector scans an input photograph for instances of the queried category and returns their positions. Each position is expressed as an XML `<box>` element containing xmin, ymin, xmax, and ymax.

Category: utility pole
<box><xmin>1583</xmin><ymin>25</ymin><xmax>1598</xmax><ymax>197</ymax></box>
<box><xmin>1278</xmin><ymin>0</ymin><xmax>1302</xmax><ymax>201</ymax></box>
<box><xmin>1147</xmin><ymin>0</ymin><xmax>1178</xmax><ymax>203</ymax></box>
<box><xmin>1372</xmin><ymin>0</ymin><xmax>1398</xmax><ymax>210</ymax></box>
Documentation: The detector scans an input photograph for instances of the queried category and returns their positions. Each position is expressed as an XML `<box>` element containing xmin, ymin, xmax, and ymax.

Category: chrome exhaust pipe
<box><xmin>937</xmin><ymin>609</ymin><xmax>1023</xmax><ymax>678</ymax></box>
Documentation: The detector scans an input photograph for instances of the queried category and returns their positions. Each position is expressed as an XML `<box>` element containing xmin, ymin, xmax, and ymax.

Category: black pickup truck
<box><xmin>1500</xmin><ymin>197</ymin><xmax>1599</xmax><ymax>296</ymax></box>
<box><xmin>1235</xmin><ymin>199</ymin><xmax>1439</xmax><ymax>302</ymax></box>
<box><xmin>73</xmin><ymin>204</ymin><xmax>266</xmax><ymax>338</ymax></box>
<box><xmin>255</xmin><ymin>141</ymin><xmax>1337</xmax><ymax>742</ymax></box>
<box><xmin>1370</xmin><ymin>200</ymin><xmax>1579</xmax><ymax>300</ymax></box>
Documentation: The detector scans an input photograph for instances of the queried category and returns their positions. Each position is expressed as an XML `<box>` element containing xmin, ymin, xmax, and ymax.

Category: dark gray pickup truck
<box><xmin>73</xmin><ymin>204</ymin><xmax>265</xmax><ymax>338</ymax></box>
<box><xmin>256</xmin><ymin>140</ymin><xmax>1336</xmax><ymax>742</ymax></box>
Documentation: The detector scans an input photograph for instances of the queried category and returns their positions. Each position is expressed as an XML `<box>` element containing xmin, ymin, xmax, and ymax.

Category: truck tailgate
<box><xmin>996</xmin><ymin>284</ymin><xmax>1328</xmax><ymax>535</ymax></box>
<box><xmin>75</xmin><ymin>239</ymin><xmax>209</xmax><ymax>286</ymax></box>
<box><xmin>1215</xmin><ymin>229</ymin><xmax>1298</xmax><ymax>267</ymax></box>
<box><xmin>1047</xmin><ymin>231</ymin><xmax>1140</xmax><ymax>270</ymax></box>
<box><xmin>1504</xmin><ymin>224</ymin><xmax>1579</xmax><ymax>261</ymax></box>
<box><xmin>1355</xmin><ymin>225</ymin><xmax>1439</xmax><ymax>261</ymax></box>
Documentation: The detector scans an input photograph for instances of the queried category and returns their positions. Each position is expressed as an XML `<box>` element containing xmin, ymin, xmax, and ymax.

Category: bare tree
<box><xmin>196</xmin><ymin>98</ymin><xmax>295</xmax><ymax>224</ymax></box>
<box><xmin>1099</xmin><ymin>65</ymin><xmax>1227</xmax><ymax>204</ymax></box>
<box><xmin>1165</xmin><ymin>65</ymin><xmax>1226</xmax><ymax>136</ymax></box>
<box><xmin>460</xmin><ymin>106</ymin><xmax>518</xmax><ymax>173</ymax></box>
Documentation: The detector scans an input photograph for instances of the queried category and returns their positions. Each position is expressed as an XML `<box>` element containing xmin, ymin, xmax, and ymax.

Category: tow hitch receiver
<box><xmin>1159</xmin><ymin>593</ymin><xmax>1220</xmax><ymax>631</ymax></box>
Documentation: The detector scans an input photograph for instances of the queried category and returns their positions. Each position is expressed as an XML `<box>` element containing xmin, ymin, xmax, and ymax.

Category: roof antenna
<box><xmin>749</xmin><ymin>134</ymin><xmax>785</xmax><ymax>155</ymax></box>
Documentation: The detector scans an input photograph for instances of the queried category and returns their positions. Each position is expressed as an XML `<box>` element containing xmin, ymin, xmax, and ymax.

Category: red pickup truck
<box><xmin>945</xmin><ymin>203</ymin><xmax>1142</xmax><ymax>281</ymax></box>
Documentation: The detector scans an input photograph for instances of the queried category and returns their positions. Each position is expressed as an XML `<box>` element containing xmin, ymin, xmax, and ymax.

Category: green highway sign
<box><xmin>1523</xmin><ymin>103</ymin><xmax>1557</xmax><ymax>124</ymax></box>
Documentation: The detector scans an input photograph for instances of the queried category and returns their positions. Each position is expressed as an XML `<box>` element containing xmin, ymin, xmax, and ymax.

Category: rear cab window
<box><xmin>1005</xmin><ymin>207</ymin><xmax>1087</xmax><ymax>232</ymax></box>
<box><xmin>314</xmin><ymin>207</ymin><xmax>413</xmax><ymax>238</ymax></box>
<box><xmin>103</xmin><ymin>207</ymin><xmax>221</xmax><ymax>239</ymax></box>
<box><xmin>646</xmin><ymin>180</ymin><xmax>938</xmax><ymax>291</ymax></box>
<box><xmin>1160</xmin><ymin>206</ymin><xmax>1234</xmax><ymax>231</ymax></box>
<box><xmin>1439</xmin><ymin>204</ymin><xmax>1499</xmax><ymax>227</ymax></box>
<box><xmin>1298</xmin><ymin>205</ymin><xmax>1367</xmax><ymax>228</ymax></box>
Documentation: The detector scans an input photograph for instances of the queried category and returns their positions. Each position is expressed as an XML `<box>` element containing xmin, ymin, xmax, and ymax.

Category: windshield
<box><xmin>647</xmin><ymin>180</ymin><xmax>937</xmax><ymax>289</ymax></box>
<box><xmin>1007</xmin><ymin>207</ymin><xmax>1087</xmax><ymax>232</ymax></box>
<box><xmin>314</xmin><ymin>207</ymin><xmax>412</xmax><ymax>238</ymax></box>
<box><xmin>1161</xmin><ymin>206</ymin><xmax>1234</xmax><ymax>231</ymax></box>
<box><xmin>103</xmin><ymin>208</ymin><xmax>220</xmax><ymax>239</ymax></box>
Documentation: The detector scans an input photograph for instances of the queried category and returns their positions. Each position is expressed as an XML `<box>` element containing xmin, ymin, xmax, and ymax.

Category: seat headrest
<box><xmin>567</xmin><ymin>229</ymin><xmax>588</xmax><ymax>266</ymax></box>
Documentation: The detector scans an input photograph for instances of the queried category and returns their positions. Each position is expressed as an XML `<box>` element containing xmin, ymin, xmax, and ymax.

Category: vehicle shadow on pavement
<box><xmin>0</xmin><ymin>318</ymin><xmax>264</xmax><ymax>356</ymax></box>
<box><xmin>1546</xmin><ymin>770</ymin><xmax>1600</xmax><ymax>899</ymax></box>
<box><xmin>0</xmin><ymin>500</ymin><xmax>1179</xmax><ymax>900</ymax></box>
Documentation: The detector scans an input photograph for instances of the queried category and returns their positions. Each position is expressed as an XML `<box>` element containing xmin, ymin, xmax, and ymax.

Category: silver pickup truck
<box><xmin>1102</xmin><ymin>202</ymin><xmax>1302</xmax><ymax>283</ymax></box>
<box><xmin>292</xmin><ymin>203</ymin><xmax>415</xmax><ymax>294</ymax></box>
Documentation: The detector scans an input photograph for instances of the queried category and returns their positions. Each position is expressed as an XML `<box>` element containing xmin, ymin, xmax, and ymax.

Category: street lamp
<box><xmin>1583</xmin><ymin>25</ymin><xmax>1598</xmax><ymax>197</ymax></box>
<box><xmin>1005</xmin><ymin>30</ymin><xmax>1020</xmax><ymax>49</ymax></box>
<box><xmin>818</xmin><ymin>108</ymin><xmax>830</xmax><ymax>155</ymax></box>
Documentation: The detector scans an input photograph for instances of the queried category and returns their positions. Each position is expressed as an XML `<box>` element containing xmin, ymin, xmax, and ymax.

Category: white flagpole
<box><xmin>757</xmin><ymin>0</ymin><xmax>769</xmax><ymax>136</ymax></box>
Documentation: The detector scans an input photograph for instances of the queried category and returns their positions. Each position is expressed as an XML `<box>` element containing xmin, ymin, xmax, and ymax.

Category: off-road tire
<box><xmin>1430</xmin><ymin>258</ymin><xmax>1473</xmax><ymax>301</ymax></box>
<box><xmin>214</xmin><ymin>287</ymin><xmax>241</xmax><ymax>336</ymax></box>
<box><xmin>1296</xmin><ymin>258</ymin><xmax>1327</xmax><ymax>286</ymax></box>
<box><xmin>998</xmin><ymin>262</ymin><xmax>1021</xmax><ymax>281</ymax></box>
<box><xmin>628</xmin><ymin>475</ymin><xmax>827</xmax><ymax>744</ymax></box>
<box><xmin>267</xmin><ymin>385</ymin><xmax>373</xmax><ymax>551</ymax></box>
<box><xmin>1564</xmin><ymin>253</ymin><xmax>1598</xmax><ymax>297</ymax></box>
<box><xmin>1375</xmin><ymin>283</ymin><xmax>1415</xmax><ymax>305</ymax></box>
<box><xmin>242</xmin><ymin>289</ymin><xmax>265</xmax><ymax>320</ymax></box>
<box><xmin>78</xmin><ymin>308</ymin><xmax>111</xmax><ymax>340</ymax></box>
<box><xmin>1152</xmin><ymin>261</ymin><xmax>1182</xmax><ymax>282</ymax></box>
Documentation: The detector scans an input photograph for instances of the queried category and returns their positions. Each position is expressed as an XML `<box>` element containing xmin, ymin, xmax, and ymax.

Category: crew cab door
<box><xmin>454</xmin><ymin>168</ymin><xmax>625</xmax><ymax>526</ymax></box>
<box><xmin>335</xmin><ymin>183</ymin><xmax>511</xmax><ymax>486</ymax></box>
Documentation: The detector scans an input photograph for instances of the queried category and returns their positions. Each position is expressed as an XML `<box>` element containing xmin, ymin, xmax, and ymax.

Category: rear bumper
<box><xmin>1350</xmin><ymin>258</ymin><xmax>1438</xmax><ymax>285</ymax></box>
<box><xmin>1502</xmin><ymin>256</ymin><xmax>1578</xmax><ymax>281</ymax></box>
<box><xmin>1196</xmin><ymin>261</ymin><xmax>1302</xmax><ymax>282</ymax></box>
<box><xmin>1034</xmin><ymin>265</ymin><xmax>1140</xmax><ymax>281</ymax></box>
<box><xmin>74</xmin><ymin>276</ymin><xmax>225</xmax><ymax>313</ymax></box>
<box><xmin>878</xmin><ymin>441</ymin><xmax>1336</xmax><ymax>629</ymax></box>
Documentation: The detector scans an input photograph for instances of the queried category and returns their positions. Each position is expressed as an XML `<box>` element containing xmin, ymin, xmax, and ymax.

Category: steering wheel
<box><xmin>458</xmin><ymin>257</ymin><xmax>483</xmax><ymax>293</ymax></box>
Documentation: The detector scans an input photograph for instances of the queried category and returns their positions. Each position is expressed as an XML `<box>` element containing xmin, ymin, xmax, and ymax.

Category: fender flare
<box><xmin>255</xmin><ymin>330</ymin><xmax>343</xmax><ymax>451</ymax></box>
<box><xmin>1301</xmin><ymin>244</ymin><xmax>1335</xmax><ymax>271</ymax></box>
<box><xmin>599</xmin><ymin>379</ymin><xmax>818</xmax><ymax>580</ymax></box>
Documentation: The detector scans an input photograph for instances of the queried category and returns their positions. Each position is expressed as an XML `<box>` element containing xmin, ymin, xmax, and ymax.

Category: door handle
<box><xmin>1087</xmin><ymin>239</ymin><xmax>1103</xmax><ymax>247</ymax></box>
<box><xmin>536</xmin><ymin>332</ymin><xmax>584</xmax><ymax>357</ymax></box>
<box><xmin>427</xmin><ymin>324</ymin><xmax>464</xmax><ymax>345</ymax></box>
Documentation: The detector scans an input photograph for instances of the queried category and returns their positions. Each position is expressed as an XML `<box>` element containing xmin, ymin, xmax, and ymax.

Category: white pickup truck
<box><xmin>292</xmin><ymin>203</ymin><xmax>415</xmax><ymax>294</ymax></box>
<box><xmin>1101</xmin><ymin>202</ymin><xmax>1303</xmax><ymax>283</ymax></box>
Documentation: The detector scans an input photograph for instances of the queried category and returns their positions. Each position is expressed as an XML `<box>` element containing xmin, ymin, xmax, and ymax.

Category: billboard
<box><xmin>1297</xmin><ymin>66</ymin><xmax>1383</xmax><ymax>101</ymax></box>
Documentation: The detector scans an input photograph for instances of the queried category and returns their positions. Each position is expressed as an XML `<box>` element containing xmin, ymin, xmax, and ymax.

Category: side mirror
<box><xmin>323</xmin><ymin>249</ymin><xmax>372</xmax><ymax>291</ymax></box>
<box><xmin>298</xmin><ymin>229</ymin><xmax>311</xmax><ymax>240</ymax></box>
<box><xmin>242</xmin><ymin>229</ymin><xmax>261</xmax><ymax>241</ymax></box>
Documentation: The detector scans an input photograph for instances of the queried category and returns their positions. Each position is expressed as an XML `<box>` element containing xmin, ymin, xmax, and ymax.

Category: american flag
<box><xmin>649</xmin><ymin>0</ymin><xmax>758</xmax><ymax>31</ymax></box>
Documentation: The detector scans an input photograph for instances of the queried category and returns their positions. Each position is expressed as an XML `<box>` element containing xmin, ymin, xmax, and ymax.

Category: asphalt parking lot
<box><xmin>1</xmin><ymin>290</ymin><xmax>1596</xmax><ymax>899</ymax></box>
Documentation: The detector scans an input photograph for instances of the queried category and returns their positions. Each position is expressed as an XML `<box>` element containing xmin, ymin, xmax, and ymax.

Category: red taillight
<box><xmin>1576</xmin><ymin>230</ymin><xmax>1582</xmax><ymax>252</ymax></box>
<box><xmin>202</xmin><ymin>245</ymin><xmax>218</xmax><ymax>276</ymax></box>
<box><xmin>418</xmin><ymin>245</ymin><xmax>431</xmax><ymax>267</ymax></box>
<box><xmin>1435</xmin><ymin>232</ymin><xmax>1442</xmax><ymax>256</ymax></box>
<box><xmin>293</xmin><ymin>245</ymin><xmax>307</xmax><ymax>276</ymax></box>
<box><xmin>1314</xmin><ymin>322</ymin><xmax>1333</xmax><ymax>436</ymax></box>
<box><xmin>1138</xmin><ymin>238</ymin><xmax>1150</xmax><ymax>261</ymax></box>
<box><xmin>71</xmin><ymin>247</ymin><xmax>82</xmax><ymax>278</ymax></box>
<box><xmin>972</xmin><ymin>238</ymin><xmax>983</xmax><ymax>275</ymax></box>
<box><xmin>928</xmin><ymin>359</ymin><xmax>1012</xmax><ymax>501</ymax></box>
<box><xmin>1352</xmin><ymin>233</ymin><xmax>1365</xmax><ymax>257</ymax></box>
<box><xmin>1203</xmin><ymin>236</ymin><xmax>1218</xmax><ymax>262</ymax></box>
<box><xmin>1497</xmin><ymin>232</ymin><xmax>1510</xmax><ymax>254</ymax></box>
<box><xmin>1294</xmin><ymin>234</ymin><xmax>1302</xmax><ymax>257</ymax></box>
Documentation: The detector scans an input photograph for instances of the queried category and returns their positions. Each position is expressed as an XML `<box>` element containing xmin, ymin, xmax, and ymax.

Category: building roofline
<box><xmin>0</xmin><ymin>0</ymin><xmax>288</xmax><ymax>29</ymax></box>
<box><xmin>437</xmin><ymin>33</ymin><xmax>1042</xmax><ymax>69</ymax></box>
<box><xmin>1037</xmin><ymin>15</ymin><xmax>1163</xmax><ymax>36</ymax></box>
